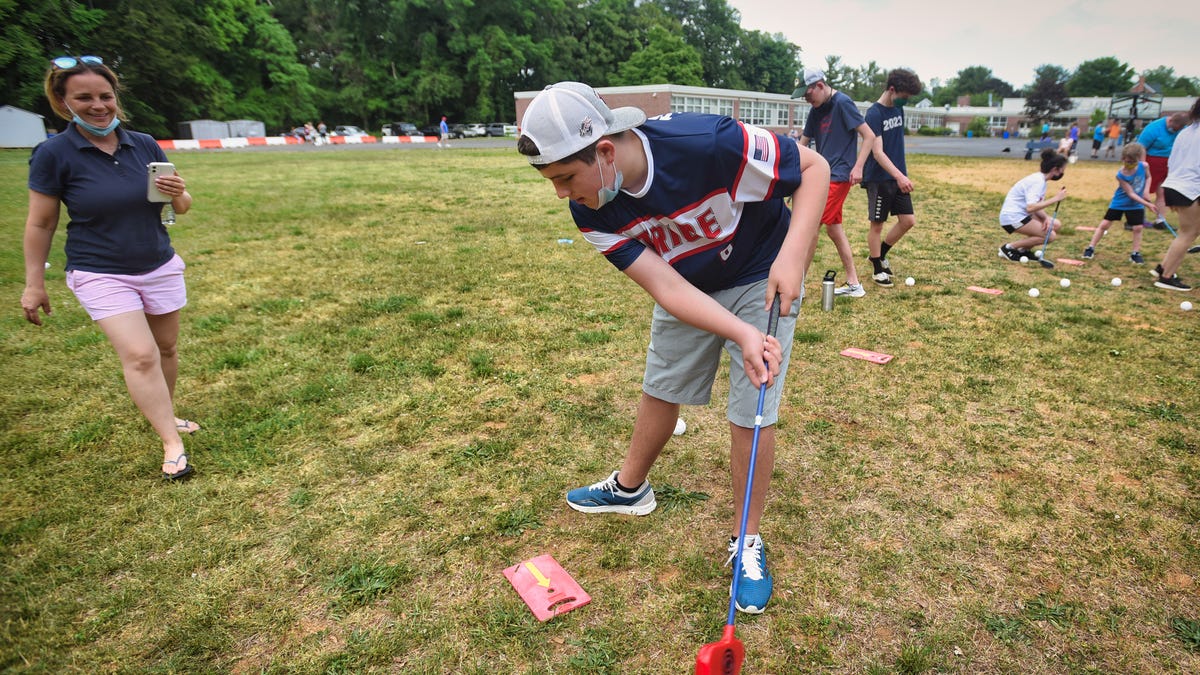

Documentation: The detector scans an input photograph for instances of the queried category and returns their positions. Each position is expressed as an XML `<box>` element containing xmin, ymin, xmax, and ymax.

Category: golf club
<box><xmin>1036</xmin><ymin>195</ymin><xmax>1062</xmax><ymax>269</ymax></box>
<box><xmin>694</xmin><ymin>294</ymin><xmax>782</xmax><ymax>675</ymax></box>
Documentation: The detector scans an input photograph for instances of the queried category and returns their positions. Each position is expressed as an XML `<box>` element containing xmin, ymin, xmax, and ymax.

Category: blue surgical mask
<box><xmin>67</xmin><ymin>104</ymin><xmax>120</xmax><ymax>137</ymax></box>
<box><xmin>595</xmin><ymin>153</ymin><xmax>623</xmax><ymax>208</ymax></box>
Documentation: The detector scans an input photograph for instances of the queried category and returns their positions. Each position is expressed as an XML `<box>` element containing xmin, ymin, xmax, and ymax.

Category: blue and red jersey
<box><xmin>568</xmin><ymin>113</ymin><xmax>803</xmax><ymax>293</ymax></box>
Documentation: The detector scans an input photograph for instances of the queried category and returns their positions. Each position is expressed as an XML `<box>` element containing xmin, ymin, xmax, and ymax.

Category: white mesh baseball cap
<box><xmin>520</xmin><ymin>82</ymin><xmax>646</xmax><ymax>165</ymax></box>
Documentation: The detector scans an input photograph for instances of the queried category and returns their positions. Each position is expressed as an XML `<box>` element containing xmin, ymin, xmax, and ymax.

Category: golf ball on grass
<box><xmin>1019</xmin><ymin>256</ymin><xmax>1029</xmax><ymax>263</ymax></box>
<box><xmin>905</xmin><ymin>277</ymin><xmax>915</xmax><ymax>286</ymax></box>
<box><xmin>1111</xmin><ymin>277</ymin><xmax>1122</xmax><ymax>287</ymax></box>
<box><xmin>1028</xmin><ymin>288</ymin><xmax>1040</xmax><ymax>298</ymax></box>
<box><xmin>1035</xmin><ymin>250</ymin><xmax>1044</xmax><ymax>259</ymax></box>
<box><xmin>1060</xmin><ymin>278</ymin><xmax>1071</xmax><ymax>288</ymax></box>
<box><xmin>1183</xmin><ymin>301</ymin><xmax>1194</xmax><ymax>311</ymax></box>
<box><xmin>673</xmin><ymin>418</ymin><xmax>686</xmax><ymax>435</ymax></box>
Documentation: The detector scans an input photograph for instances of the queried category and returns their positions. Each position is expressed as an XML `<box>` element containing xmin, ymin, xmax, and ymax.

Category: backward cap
<box><xmin>520</xmin><ymin>82</ymin><xmax>646</xmax><ymax>165</ymax></box>
<box><xmin>791</xmin><ymin>67</ymin><xmax>826</xmax><ymax>98</ymax></box>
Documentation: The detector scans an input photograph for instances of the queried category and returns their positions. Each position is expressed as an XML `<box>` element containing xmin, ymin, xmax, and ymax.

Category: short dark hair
<box><xmin>1040</xmin><ymin>148</ymin><xmax>1068</xmax><ymax>173</ymax></box>
<box><xmin>1189</xmin><ymin>97</ymin><xmax>1200</xmax><ymax>123</ymax></box>
<box><xmin>886</xmin><ymin>68</ymin><xmax>923</xmax><ymax>96</ymax></box>
<box><xmin>517</xmin><ymin>132</ymin><xmax>628</xmax><ymax>167</ymax></box>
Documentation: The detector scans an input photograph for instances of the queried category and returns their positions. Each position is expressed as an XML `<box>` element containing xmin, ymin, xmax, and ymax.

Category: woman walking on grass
<box><xmin>1152</xmin><ymin>97</ymin><xmax>1200</xmax><ymax>292</ymax></box>
<box><xmin>20</xmin><ymin>55</ymin><xmax>200</xmax><ymax>480</ymax></box>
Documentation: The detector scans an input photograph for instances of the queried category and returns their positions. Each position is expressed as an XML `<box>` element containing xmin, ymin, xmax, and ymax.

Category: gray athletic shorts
<box><xmin>642</xmin><ymin>278</ymin><xmax>799</xmax><ymax>428</ymax></box>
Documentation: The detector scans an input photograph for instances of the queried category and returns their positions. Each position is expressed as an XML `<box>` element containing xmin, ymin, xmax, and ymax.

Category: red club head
<box><xmin>694</xmin><ymin>625</ymin><xmax>744</xmax><ymax>675</ymax></box>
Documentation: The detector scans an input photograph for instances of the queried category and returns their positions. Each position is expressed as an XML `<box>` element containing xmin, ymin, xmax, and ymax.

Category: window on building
<box><xmin>672</xmin><ymin>95</ymin><xmax>733</xmax><ymax>117</ymax></box>
<box><xmin>737</xmin><ymin>100</ymin><xmax>790</xmax><ymax>127</ymax></box>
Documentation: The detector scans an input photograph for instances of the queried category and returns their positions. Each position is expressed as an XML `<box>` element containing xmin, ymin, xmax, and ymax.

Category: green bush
<box><xmin>966</xmin><ymin>116</ymin><xmax>990</xmax><ymax>137</ymax></box>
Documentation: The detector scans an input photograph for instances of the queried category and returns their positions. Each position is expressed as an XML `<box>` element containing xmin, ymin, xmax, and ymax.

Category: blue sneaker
<box><xmin>727</xmin><ymin>535</ymin><xmax>773</xmax><ymax>614</ymax></box>
<box><xmin>565</xmin><ymin>471</ymin><xmax>656</xmax><ymax>515</ymax></box>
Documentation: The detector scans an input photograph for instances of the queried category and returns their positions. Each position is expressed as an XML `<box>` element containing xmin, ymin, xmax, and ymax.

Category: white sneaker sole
<box><xmin>566</xmin><ymin>499</ymin><xmax>657</xmax><ymax>516</ymax></box>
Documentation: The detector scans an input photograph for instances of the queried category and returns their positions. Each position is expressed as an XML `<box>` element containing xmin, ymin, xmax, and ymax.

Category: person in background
<box><xmin>793</xmin><ymin>67</ymin><xmax>875</xmax><ymax>298</ymax></box>
<box><xmin>861</xmin><ymin>68</ymin><xmax>923</xmax><ymax>287</ymax></box>
<box><xmin>1104</xmin><ymin>118</ymin><xmax>1122</xmax><ymax>159</ymax></box>
<box><xmin>1152</xmin><ymin>98</ymin><xmax>1200</xmax><ymax>291</ymax></box>
<box><xmin>1138</xmin><ymin>112</ymin><xmax>1189</xmax><ymax>229</ymax></box>
<box><xmin>21</xmin><ymin>55</ymin><xmax>199</xmax><ymax>480</ymax></box>
<box><xmin>439</xmin><ymin>116</ymin><xmax>450</xmax><ymax>148</ymax></box>
<box><xmin>1091</xmin><ymin>120</ymin><xmax>1106</xmax><ymax>159</ymax></box>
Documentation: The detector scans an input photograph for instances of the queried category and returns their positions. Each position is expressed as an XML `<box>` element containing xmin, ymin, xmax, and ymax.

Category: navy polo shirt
<box><xmin>28</xmin><ymin>124</ymin><xmax>175</xmax><ymax>275</ymax></box>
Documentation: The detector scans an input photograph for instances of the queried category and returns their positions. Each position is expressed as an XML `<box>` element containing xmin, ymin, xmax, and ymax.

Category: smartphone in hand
<box><xmin>147</xmin><ymin>162</ymin><xmax>176</xmax><ymax>203</ymax></box>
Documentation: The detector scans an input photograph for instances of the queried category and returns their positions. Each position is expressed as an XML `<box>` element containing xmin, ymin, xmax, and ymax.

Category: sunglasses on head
<box><xmin>51</xmin><ymin>55</ymin><xmax>103</xmax><ymax>70</ymax></box>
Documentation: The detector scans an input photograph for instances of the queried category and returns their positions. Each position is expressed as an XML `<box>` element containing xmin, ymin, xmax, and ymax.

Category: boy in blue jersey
<box><xmin>861</xmin><ymin>68</ymin><xmax>923</xmax><ymax>287</ymax></box>
<box><xmin>517</xmin><ymin>82</ymin><xmax>829</xmax><ymax>614</ymax></box>
<box><xmin>794</xmin><ymin>67</ymin><xmax>876</xmax><ymax>298</ymax></box>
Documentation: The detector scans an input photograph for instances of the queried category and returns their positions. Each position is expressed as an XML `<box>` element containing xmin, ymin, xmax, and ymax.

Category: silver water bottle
<box><xmin>821</xmin><ymin>270</ymin><xmax>836</xmax><ymax>311</ymax></box>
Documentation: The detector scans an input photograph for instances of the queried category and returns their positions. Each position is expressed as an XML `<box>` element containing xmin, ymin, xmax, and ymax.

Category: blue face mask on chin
<box><xmin>595</xmin><ymin>152</ymin><xmax>623</xmax><ymax>208</ymax></box>
<box><xmin>68</xmin><ymin>104</ymin><xmax>120</xmax><ymax>137</ymax></box>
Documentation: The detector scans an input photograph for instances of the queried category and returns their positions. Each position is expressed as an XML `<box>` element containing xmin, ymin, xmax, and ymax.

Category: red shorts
<box><xmin>820</xmin><ymin>181</ymin><xmax>853</xmax><ymax>225</ymax></box>
<box><xmin>1147</xmin><ymin>155</ymin><xmax>1169</xmax><ymax>193</ymax></box>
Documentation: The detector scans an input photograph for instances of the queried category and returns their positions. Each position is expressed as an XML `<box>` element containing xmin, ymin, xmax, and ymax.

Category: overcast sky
<box><xmin>727</xmin><ymin>0</ymin><xmax>1198</xmax><ymax>91</ymax></box>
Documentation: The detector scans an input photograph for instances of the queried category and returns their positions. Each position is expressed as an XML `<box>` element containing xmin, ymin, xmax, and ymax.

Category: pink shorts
<box><xmin>66</xmin><ymin>254</ymin><xmax>187</xmax><ymax>321</ymax></box>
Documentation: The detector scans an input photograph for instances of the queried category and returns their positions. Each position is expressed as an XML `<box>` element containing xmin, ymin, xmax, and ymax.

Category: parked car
<box><xmin>462</xmin><ymin>123</ymin><xmax>486</xmax><ymax>137</ymax></box>
<box><xmin>332</xmin><ymin>125</ymin><xmax>366</xmax><ymax>136</ymax></box>
<box><xmin>448</xmin><ymin>124</ymin><xmax>468</xmax><ymax>139</ymax></box>
<box><xmin>486</xmin><ymin>122</ymin><xmax>509</xmax><ymax>137</ymax></box>
<box><xmin>382</xmin><ymin>122</ymin><xmax>419</xmax><ymax>137</ymax></box>
<box><xmin>419</xmin><ymin>124</ymin><xmax>441</xmax><ymax>137</ymax></box>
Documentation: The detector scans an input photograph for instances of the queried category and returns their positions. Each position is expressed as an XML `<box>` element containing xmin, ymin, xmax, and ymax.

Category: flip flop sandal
<box><xmin>176</xmin><ymin>419</ymin><xmax>201</xmax><ymax>434</ymax></box>
<box><xmin>162</xmin><ymin>453</ymin><xmax>195</xmax><ymax>481</ymax></box>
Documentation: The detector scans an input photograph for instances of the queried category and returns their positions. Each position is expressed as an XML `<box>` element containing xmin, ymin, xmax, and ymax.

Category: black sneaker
<box><xmin>1154</xmin><ymin>275</ymin><xmax>1192</xmax><ymax>291</ymax></box>
<box><xmin>1151</xmin><ymin>264</ymin><xmax>1163</xmax><ymax>279</ymax></box>
<box><xmin>1130</xmin><ymin>251</ymin><xmax>1145</xmax><ymax>264</ymax></box>
<box><xmin>998</xmin><ymin>245</ymin><xmax>1023</xmax><ymax>262</ymax></box>
<box><xmin>1189</xmin><ymin>245</ymin><xmax>1200</xmax><ymax>255</ymax></box>
<box><xmin>1082</xmin><ymin>246</ymin><xmax>1095</xmax><ymax>260</ymax></box>
<box><xmin>1151</xmin><ymin>220</ymin><xmax>1166</xmax><ymax>230</ymax></box>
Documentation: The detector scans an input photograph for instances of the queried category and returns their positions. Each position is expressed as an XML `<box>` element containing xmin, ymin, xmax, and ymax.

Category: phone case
<box><xmin>147</xmin><ymin>162</ymin><xmax>176</xmax><ymax>203</ymax></box>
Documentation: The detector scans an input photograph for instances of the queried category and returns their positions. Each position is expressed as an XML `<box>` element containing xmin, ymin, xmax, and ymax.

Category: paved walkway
<box><xmin>158</xmin><ymin>133</ymin><xmax>1124</xmax><ymax>163</ymax></box>
<box><xmin>904</xmin><ymin>136</ymin><xmax>1120</xmax><ymax>162</ymax></box>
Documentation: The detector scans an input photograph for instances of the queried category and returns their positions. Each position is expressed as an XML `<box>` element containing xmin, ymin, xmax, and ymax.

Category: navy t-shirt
<box><xmin>28</xmin><ymin>124</ymin><xmax>175</xmax><ymax>275</ymax></box>
<box><xmin>802</xmin><ymin>91</ymin><xmax>865</xmax><ymax>183</ymax></box>
<box><xmin>862</xmin><ymin>102</ymin><xmax>907</xmax><ymax>184</ymax></box>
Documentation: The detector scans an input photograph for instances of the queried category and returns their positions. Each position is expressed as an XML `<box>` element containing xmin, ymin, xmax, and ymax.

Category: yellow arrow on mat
<box><xmin>524</xmin><ymin>561</ymin><xmax>551</xmax><ymax>588</ymax></box>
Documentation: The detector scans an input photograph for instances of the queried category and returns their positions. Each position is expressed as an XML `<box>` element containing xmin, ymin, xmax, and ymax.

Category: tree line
<box><xmin>4</xmin><ymin>1</ymin><xmax>1196</xmax><ymax>139</ymax></box>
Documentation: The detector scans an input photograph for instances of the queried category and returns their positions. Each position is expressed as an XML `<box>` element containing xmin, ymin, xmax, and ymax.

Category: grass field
<box><xmin>1</xmin><ymin>145</ymin><xmax>1197</xmax><ymax>674</ymax></box>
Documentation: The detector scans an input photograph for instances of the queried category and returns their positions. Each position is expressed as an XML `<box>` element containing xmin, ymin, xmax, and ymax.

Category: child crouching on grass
<box><xmin>1082</xmin><ymin>142</ymin><xmax>1159</xmax><ymax>264</ymax></box>
<box><xmin>998</xmin><ymin>149</ymin><xmax>1068</xmax><ymax>263</ymax></box>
